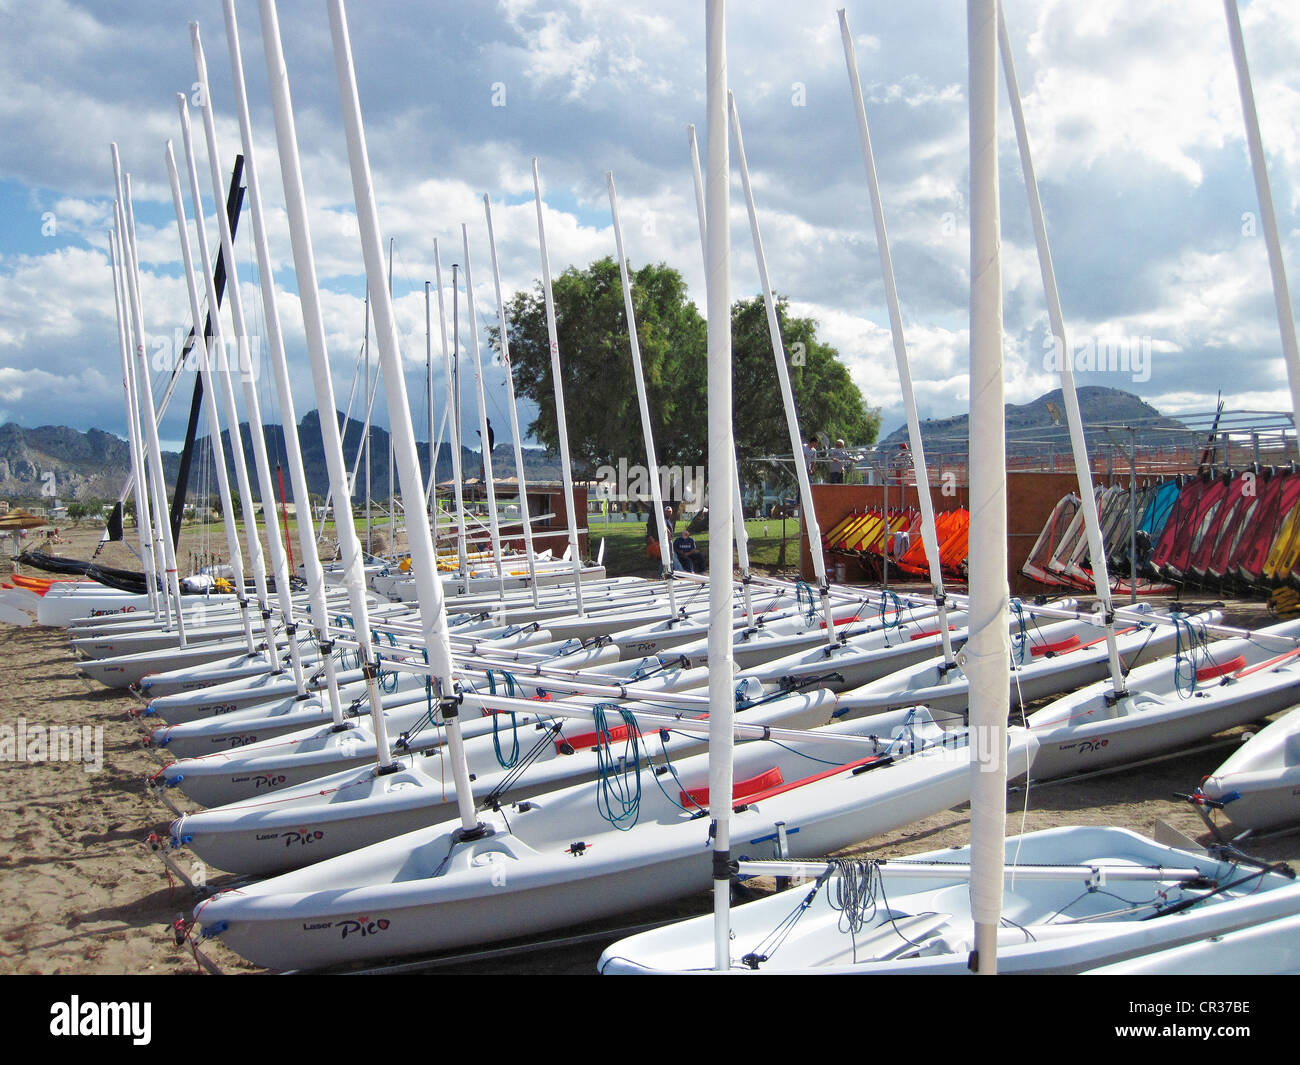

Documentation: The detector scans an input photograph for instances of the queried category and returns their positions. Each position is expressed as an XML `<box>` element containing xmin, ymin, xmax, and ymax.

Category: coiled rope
<box><xmin>591</xmin><ymin>703</ymin><xmax>643</xmax><ymax>831</ymax></box>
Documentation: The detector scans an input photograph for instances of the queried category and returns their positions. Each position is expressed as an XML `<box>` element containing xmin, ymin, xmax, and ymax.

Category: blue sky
<box><xmin>1</xmin><ymin>0</ymin><xmax>1298</xmax><ymax>454</ymax></box>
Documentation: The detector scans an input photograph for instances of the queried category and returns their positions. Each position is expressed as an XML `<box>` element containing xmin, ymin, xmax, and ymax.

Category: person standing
<box><xmin>829</xmin><ymin>439</ymin><xmax>850</xmax><ymax>484</ymax></box>
<box><xmin>646</xmin><ymin>503</ymin><xmax>675</xmax><ymax>560</ymax></box>
<box><xmin>803</xmin><ymin>437</ymin><xmax>819</xmax><ymax>482</ymax></box>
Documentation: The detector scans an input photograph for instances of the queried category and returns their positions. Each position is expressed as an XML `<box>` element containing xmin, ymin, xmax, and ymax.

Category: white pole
<box><xmin>164</xmin><ymin>143</ymin><xmax>258</xmax><ymax>657</ymax></box>
<box><xmin>365</xmin><ymin>296</ymin><xmax>372</xmax><ymax>555</ymax></box>
<box><xmin>115</xmin><ymin>176</ymin><xmax>168</xmax><ymax>625</ymax></box>
<box><xmin>1224</xmin><ymin>0</ymin><xmax>1300</xmax><ymax>448</ymax></box>
<box><xmin>258</xmin><ymin>0</ymin><xmax>395</xmax><ymax>758</ymax></box>
<box><xmin>426</xmin><ymin>280</ymin><xmax>436</xmax><ymax>506</ymax></box>
<box><xmin>704</xmin><ymin>0</ymin><xmax>735</xmax><ymax>973</ymax></box>
<box><xmin>435</xmin><ymin>243</ymin><xmax>470</xmax><ymax>577</ymax></box>
<box><xmin>531</xmin><ymin>159</ymin><xmax>587</xmax><ymax>614</ymax></box>
<box><xmin>460</xmin><ymin>222</ymin><xmax>509</xmax><ymax>603</ymax></box>
<box><xmin>221</xmin><ymin>0</ymin><xmax>347</xmax><ymax>715</ymax></box>
<box><xmin>116</xmin><ymin>162</ymin><xmax>187</xmax><ymax>644</ymax></box>
<box><xmin>192</xmin><ymin>23</ymin><xmax>306</xmax><ymax>688</ymax></box>
<box><xmin>996</xmin><ymin>7</ymin><xmax>1125</xmax><ymax>695</ymax></box>
<box><xmin>327</xmin><ymin>0</ymin><xmax>482</xmax><ymax>830</ymax></box>
<box><xmin>606</xmin><ymin>171</ymin><xmax>678</xmax><ymax>616</ymax></box>
<box><xmin>687</xmin><ymin>124</ymin><xmax>756</xmax><ymax>626</ymax></box>
<box><xmin>484</xmin><ymin>194</ymin><xmax>541</xmax><ymax>607</ymax></box>
<box><xmin>176</xmin><ymin>97</ymin><xmax>279</xmax><ymax>666</ymax></box>
<box><xmin>728</xmin><ymin>92</ymin><xmax>836</xmax><ymax>643</ymax></box>
<box><xmin>839</xmin><ymin>8</ymin><xmax>956</xmax><ymax>667</ymax></box>
<box><xmin>966</xmin><ymin>0</ymin><xmax>1009</xmax><ymax>976</ymax></box>
<box><xmin>106</xmin><ymin>223</ymin><xmax>161</xmax><ymax>620</ymax></box>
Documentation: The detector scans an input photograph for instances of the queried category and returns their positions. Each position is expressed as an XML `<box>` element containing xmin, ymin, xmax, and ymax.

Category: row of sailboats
<box><xmin>29</xmin><ymin>0</ymin><xmax>1300</xmax><ymax>975</ymax></box>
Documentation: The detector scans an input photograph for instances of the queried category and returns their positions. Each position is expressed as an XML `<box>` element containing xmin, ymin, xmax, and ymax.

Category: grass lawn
<box><xmin>586</xmin><ymin>514</ymin><xmax>803</xmax><ymax>578</ymax></box>
<box><xmin>170</xmin><ymin>511</ymin><xmax>803</xmax><ymax>580</ymax></box>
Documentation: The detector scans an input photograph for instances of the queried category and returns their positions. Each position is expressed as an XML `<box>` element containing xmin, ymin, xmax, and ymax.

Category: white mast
<box><xmin>687</xmin><ymin>124</ymin><xmax>756</xmax><ymax>627</ymax></box>
<box><xmin>966</xmin><ymin>0</ymin><xmax>1010</xmax><ymax>976</ymax></box>
<box><xmin>460</xmin><ymin>222</ymin><xmax>508</xmax><ymax>603</ymax></box>
<box><xmin>115</xmin><ymin>174</ymin><xmax>168</xmax><ymax>626</ymax></box>
<box><xmin>1223</xmin><ymin>0</ymin><xmax>1300</xmax><ymax>447</ymax></box>
<box><xmin>164</xmin><ymin>143</ymin><xmax>258</xmax><ymax>658</ymax></box>
<box><xmin>531</xmin><ymin>159</ymin><xmax>587</xmax><ymax>614</ymax></box>
<box><xmin>192</xmin><ymin>23</ymin><xmax>307</xmax><ymax>689</ymax></box>
<box><xmin>258</xmin><ymin>0</ymin><xmax>395</xmax><ymax>758</ymax></box>
<box><xmin>435</xmin><ymin>241</ymin><xmax>470</xmax><ymax>577</ymax></box>
<box><xmin>106</xmin><ymin>223</ymin><xmax>161</xmax><ymax>620</ymax></box>
<box><xmin>176</xmin><ymin>98</ymin><xmax>278</xmax><ymax>666</ymax></box>
<box><xmin>327</xmin><ymin>0</ymin><xmax>482</xmax><ymax>830</ymax></box>
<box><xmin>728</xmin><ymin>93</ymin><xmax>836</xmax><ymax>642</ymax></box>
<box><xmin>839</xmin><ymin>8</ymin><xmax>956</xmax><ymax>668</ymax></box>
<box><xmin>425</xmin><ymin>280</ymin><xmax>435</xmax><ymax>507</ymax></box>
<box><xmin>221</xmin><ymin>0</ymin><xmax>348</xmax><ymax>716</ymax></box>
<box><xmin>704</xmin><ymin>0</ymin><xmax>736</xmax><ymax>973</ymax></box>
<box><xmin>606</xmin><ymin>171</ymin><xmax>678</xmax><ymax>616</ymax></box>
<box><xmin>484</xmin><ymin>194</ymin><xmax>541</xmax><ymax>606</ymax></box>
<box><xmin>996</xmin><ymin>7</ymin><xmax>1125</xmax><ymax>696</ymax></box>
<box><xmin>115</xmin><ymin>160</ymin><xmax>186</xmax><ymax>642</ymax></box>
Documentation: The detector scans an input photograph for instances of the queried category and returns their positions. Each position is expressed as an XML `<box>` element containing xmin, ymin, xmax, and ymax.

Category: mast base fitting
<box><xmin>1103</xmin><ymin>689</ymin><xmax>1130</xmax><ymax>706</ymax></box>
<box><xmin>712</xmin><ymin>851</ymin><xmax>738</xmax><ymax>880</ymax></box>
<box><xmin>374</xmin><ymin>762</ymin><xmax>403</xmax><ymax>777</ymax></box>
<box><xmin>452</xmin><ymin>823</ymin><xmax>493</xmax><ymax>844</ymax></box>
<box><xmin>329</xmin><ymin>721</ymin><xmax>357</xmax><ymax>734</ymax></box>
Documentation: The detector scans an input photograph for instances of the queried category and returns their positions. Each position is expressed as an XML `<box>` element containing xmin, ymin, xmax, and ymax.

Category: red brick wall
<box><xmin>799</xmin><ymin>474</ymin><xmax>1108</xmax><ymax>595</ymax></box>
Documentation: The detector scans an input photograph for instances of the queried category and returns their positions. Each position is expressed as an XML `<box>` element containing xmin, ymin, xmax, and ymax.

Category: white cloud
<box><xmin>1</xmin><ymin>0</ymin><xmax>1299</xmax><ymax>456</ymax></box>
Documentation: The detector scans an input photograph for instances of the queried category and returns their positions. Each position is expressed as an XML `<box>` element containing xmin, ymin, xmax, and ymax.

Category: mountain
<box><xmin>0</xmin><ymin>412</ymin><xmax>565</xmax><ymax>504</ymax></box>
<box><xmin>877</xmin><ymin>387</ymin><xmax>1193</xmax><ymax>457</ymax></box>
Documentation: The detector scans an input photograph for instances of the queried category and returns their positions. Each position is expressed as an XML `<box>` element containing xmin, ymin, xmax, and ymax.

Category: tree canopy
<box><xmin>494</xmin><ymin>257</ymin><xmax>880</xmax><ymax>481</ymax></box>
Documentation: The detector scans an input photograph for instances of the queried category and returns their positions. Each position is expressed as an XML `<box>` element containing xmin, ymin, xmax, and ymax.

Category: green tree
<box><xmin>497</xmin><ymin>258</ymin><xmax>878</xmax><ymax>480</ymax></box>
<box><xmin>731</xmin><ymin>295</ymin><xmax>880</xmax><ymax>468</ymax></box>
<box><xmin>497</xmin><ymin>257</ymin><xmax>706</xmax><ymax>473</ymax></box>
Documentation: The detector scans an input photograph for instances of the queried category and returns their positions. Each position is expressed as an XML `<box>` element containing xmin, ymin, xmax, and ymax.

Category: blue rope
<box><xmin>878</xmin><ymin>589</ymin><xmax>903</xmax><ymax>631</ymax></box>
<box><xmin>795</xmin><ymin>579</ymin><xmax>816</xmax><ymax>624</ymax></box>
<box><xmin>1172</xmin><ymin>612</ymin><xmax>1210</xmax><ymax>699</ymax></box>
<box><xmin>487</xmin><ymin>669</ymin><xmax>522</xmax><ymax>769</ymax></box>
<box><xmin>1010</xmin><ymin>600</ymin><xmax>1029</xmax><ymax>664</ymax></box>
<box><xmin>592</xmin><ymin>703</ymin><xmax>643</xmax><ymax>831</ymax></box>
<box><xmin>373</xmin><ymin>650</ymin><xmax>399</xmax><ymax>694</ymax></box>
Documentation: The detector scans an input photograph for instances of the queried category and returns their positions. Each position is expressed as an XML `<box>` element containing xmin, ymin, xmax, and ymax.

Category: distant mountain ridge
<box><xmin>0</xmin><ymin>411</ymin><xmax>563</xmax><ymax>503</ymax></box>
<box><xmin>878</xmin><ymin>386</ymin><xmax>1191</xmax><ymax>456</ymax></box>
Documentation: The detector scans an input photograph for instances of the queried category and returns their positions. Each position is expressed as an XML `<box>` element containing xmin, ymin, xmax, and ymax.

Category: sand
<box><xmin>2</xmin><ymin>525</ymin><xmax>1298</xmax><ymax>975</ymax></box>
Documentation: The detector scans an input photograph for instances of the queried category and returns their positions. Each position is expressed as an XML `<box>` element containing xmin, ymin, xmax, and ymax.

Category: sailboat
<box><xmin>598</xmin><ymin>1</ymin><xmax>1300</xmax><ymax>977</ymax></box>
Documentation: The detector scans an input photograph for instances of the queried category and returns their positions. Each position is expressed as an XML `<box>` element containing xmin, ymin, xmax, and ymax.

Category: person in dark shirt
<box><xmin>673</xmin><ymin>530</ymin><xmax>704</xmax><ymax>573</ymax></box>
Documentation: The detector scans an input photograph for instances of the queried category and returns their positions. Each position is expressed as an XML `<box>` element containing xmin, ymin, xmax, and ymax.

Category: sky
<box><xmin>0</xmin><ymin>0</ymin><xmax>1298</xmax><ymax>455</ymax></box>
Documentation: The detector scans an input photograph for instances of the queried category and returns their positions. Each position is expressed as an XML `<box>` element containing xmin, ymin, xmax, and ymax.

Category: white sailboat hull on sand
<box><xmin>1195</xmin><ymin>702</ymin><xmax>1300</xmax><ymax>833</ymax></box>
<box><xmin>170</xmin><ymin>689</ymin><xmax>841</xmax><ymax>876</ymax></box>
<box><xmin>597</xmin><ymin>826</ymin><xmax>1300</xmax><ymax>974</ymax></box>
<box><xmin>193</xmin><ymin>715</ymin><xmax>1036</xmax><ymax>970</ymax></box>
<box><xmin>1025</xmin><ymin>619</ymin><xmax>1300</xmax><ymax>781</ymax></box>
